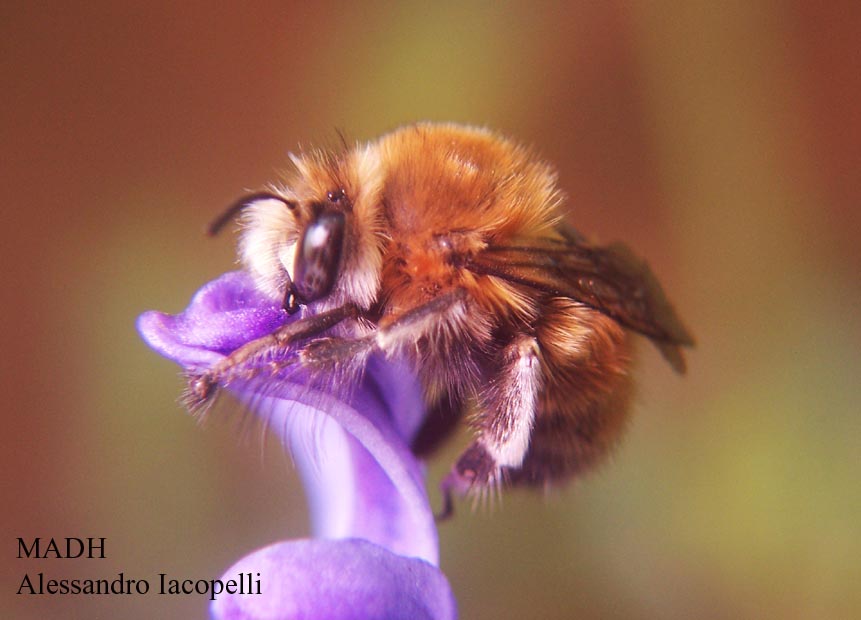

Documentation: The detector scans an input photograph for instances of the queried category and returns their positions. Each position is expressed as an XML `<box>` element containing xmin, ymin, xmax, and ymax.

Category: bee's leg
<box><xmin>186</xmin><ymin>303</ymin><xmax>360</xmax><ymax>405</ymax></box>
<box><xmin>299</xmin><ymin>288</ymin><xmax>471</xmax><ymax>370</ymax></box>
<box><xmin>191</xmin><ymin>288</ymin><xmax>471</xmax><ymax>398</ymax></box>
<box><xmin>439</xmin><ymin>334</ymin><xmax>541</xmax><ymax>516</ymax></box>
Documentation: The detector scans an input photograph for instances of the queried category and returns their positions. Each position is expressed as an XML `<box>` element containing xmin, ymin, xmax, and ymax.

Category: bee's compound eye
<box><xmin>292</xmin><ymin>211</ymin><xmax>345</xmax><ymax>304</ymax></box>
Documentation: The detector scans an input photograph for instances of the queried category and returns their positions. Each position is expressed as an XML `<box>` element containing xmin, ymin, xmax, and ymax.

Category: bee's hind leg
<box><xmin>439</xmin><ymin>334</ymin><xmax>542</xmax><ymax>517</ymax></box>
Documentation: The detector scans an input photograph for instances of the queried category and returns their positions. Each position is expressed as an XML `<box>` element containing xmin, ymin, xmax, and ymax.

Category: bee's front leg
<box><xmin>196</xmin><ymin>288</ymin><xmax>474</xmax><ymax>401</ymax></box>
<box><xmin>186</xmin><ymin>302</ymin><xmax>360</xmax><ymax>407</ymax></box>
<box><xmin>439</xmin><ymin>334</ymin><xmax>542</xmax><ymax>518</ymax></box>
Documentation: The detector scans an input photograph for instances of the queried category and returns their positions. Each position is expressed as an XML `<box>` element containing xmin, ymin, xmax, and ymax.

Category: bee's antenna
<box><xmin>206</xmin><ymin>191</ymin><xmax>296</xmax><ymax>237</ymax></box>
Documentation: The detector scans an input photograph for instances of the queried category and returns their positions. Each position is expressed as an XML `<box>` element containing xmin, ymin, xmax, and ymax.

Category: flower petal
<box><xmin>210</xmin><ymin>538</ymin><xmax>456</xmax><ymax>620</ymax></box>
<box><xmin>137</xmin><ymin>272</ymin><xmax>438</xmax><ymax>562</ymax></box>
<box><xmin>137</xmin><ymin>271</ymin><xmax>288</xmax><ymax>369</ymax></box>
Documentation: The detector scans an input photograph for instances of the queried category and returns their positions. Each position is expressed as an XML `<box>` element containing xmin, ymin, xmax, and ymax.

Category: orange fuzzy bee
<box><xmin>193</xmin><ymin>123</ymin><xmax>693</xmax><ymax>513</ymax></box>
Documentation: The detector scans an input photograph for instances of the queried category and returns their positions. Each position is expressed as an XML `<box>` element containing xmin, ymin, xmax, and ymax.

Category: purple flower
<box><xmin>138</xmin><ymin>272</ymin><xmax>456</xmax><ymax>620</ymax></box>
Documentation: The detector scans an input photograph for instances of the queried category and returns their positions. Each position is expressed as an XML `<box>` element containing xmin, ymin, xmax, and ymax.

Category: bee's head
<box><xmin>213</xmin><ymin>146</ymin><xmax>386</xmax><ymax>313</ymax></box>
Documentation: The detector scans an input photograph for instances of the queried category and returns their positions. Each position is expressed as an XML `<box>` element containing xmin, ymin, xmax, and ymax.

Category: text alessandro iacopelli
<box><xmin>16</xmin><ymin>538</ymin><xmax>260</xmax><ymax>601</ymax></box>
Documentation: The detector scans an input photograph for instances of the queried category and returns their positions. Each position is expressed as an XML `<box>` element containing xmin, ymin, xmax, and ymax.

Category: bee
<box><xmin>193</xmin><ymin>122</ymin><xmax>693</xmax><ymax>514</ymax></box>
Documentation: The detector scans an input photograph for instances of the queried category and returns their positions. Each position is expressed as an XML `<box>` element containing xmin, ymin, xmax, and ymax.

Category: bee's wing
<box><xmin>469</xmin><ymin>229</ymin><xmax>695</xmax><ymax>373</ymax></box>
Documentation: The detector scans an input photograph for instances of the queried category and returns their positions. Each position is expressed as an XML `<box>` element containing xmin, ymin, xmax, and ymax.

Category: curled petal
<box><xmin>210</xmin><ymin>538</ymin><xmax>456</xmax><ymax>620</ymax></box>
<box><xmin>138</xmin><ymin>271</ymin><xmax>288</xmax><ymax>369</ymax></box>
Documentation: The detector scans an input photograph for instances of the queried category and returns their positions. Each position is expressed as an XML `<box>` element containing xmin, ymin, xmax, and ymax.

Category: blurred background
<box><xmin>2</xmin><ymin>2</ymin><xmax>859</xmax><ymax>618</ymax></box>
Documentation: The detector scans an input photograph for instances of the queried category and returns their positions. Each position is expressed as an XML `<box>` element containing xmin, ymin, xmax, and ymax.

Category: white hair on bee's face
<box><xmin>239</xmin><ymin>196</ymin><xmax>299</xmax><ymax>301</ymax></box>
